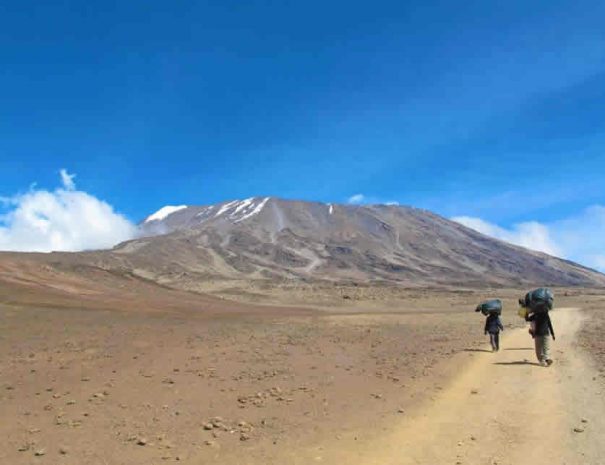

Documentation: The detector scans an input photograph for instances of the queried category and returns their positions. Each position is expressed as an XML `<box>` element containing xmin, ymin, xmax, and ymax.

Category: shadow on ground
<box><xmin>494</xmin><ymin>361</ymin><xmax>542</xmax><ymax>367</ymax></box>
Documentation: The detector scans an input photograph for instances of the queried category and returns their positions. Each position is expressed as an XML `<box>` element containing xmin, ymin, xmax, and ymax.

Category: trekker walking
<box><xmin>475</xmin><ymin>299</ymin><xmax>503</xmax><ymax>352</ymax></box>
<box><xmin>484</xmin><ymin>313</ymin><xmax>504</xmax><ymax>352</ymax></box>
<box><xmin>525</xmin><ymin>311</ymin><xmax>555</xmax><ymax>366</ymax></box>
<box><xmin>519</xmin><ymin>288</ymin><xmax>556</xmax><ymax>367</ymax></box>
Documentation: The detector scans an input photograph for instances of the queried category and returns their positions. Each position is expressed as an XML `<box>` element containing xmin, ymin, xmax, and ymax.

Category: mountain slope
<box><xmin>111</xmin><ymin>197</ymin><xmax>605</xmax><ymax>289</ymax></box>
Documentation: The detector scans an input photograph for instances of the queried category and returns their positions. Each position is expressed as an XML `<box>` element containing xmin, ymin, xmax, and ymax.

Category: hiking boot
<box><xmin>539</xmin><ymin>360</ymin><xmax>547</xmax><ymax>367</ymax></box>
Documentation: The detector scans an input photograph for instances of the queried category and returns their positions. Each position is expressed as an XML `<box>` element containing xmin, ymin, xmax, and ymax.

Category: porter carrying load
<box><xmin>475</xmin><ymin>299</ymin><xmax>502</xmax><ymax>316</ymax></box>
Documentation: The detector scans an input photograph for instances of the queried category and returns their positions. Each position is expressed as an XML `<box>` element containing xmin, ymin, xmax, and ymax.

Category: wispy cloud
<box><xmin>347</xmin><ymin>194</ymin><xmax>400</xmax><ymax>206</ymax></box>
<box><xmin>347</xmin><ymin>194</ymin><xmax>365</xmax><ymax>204</ymax></box>
<box><xmin>453</xmin><ymin>205</ymin><xmax>605</xmax><ymax>271</ymax></box>
<box><xmin>60</xmin><ymin>168</ymin><xmax>76</xmax><ymax>191</ymax></box>
<box><xmin>0</xmin><ymin>170</ymin><xmax>136</xmax><ymax>252</ymax></box>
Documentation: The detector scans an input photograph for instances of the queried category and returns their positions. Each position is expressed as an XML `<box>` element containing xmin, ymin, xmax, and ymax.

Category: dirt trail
<box><xmin>294</xmin><ymin>308</ymin><xmax>605</xmax><ymax>465</ymax></box>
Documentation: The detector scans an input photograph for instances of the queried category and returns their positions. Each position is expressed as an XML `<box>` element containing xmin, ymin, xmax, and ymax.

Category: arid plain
<box><xmin>2</xmin><ymin>262</ymin><xmax>604</xmax><ymax>465</ymax></box>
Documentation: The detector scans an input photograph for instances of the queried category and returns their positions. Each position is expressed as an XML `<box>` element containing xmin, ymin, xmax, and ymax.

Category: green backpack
<box><xmin>521</xmin><ymin>288</ymin><xmax>554</xmax><ymax>313</ymax></box>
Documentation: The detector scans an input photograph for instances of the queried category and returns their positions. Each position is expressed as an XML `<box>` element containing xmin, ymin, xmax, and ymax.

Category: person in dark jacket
<box><xmin>484</xmin><ymin>313</ymin><xmax>504</xmax><ymax>352</ymax></box>
<box><xmin>525</xmin><ymin>312</ymin><xmax>555</xmax><ymax>366</ymax></box>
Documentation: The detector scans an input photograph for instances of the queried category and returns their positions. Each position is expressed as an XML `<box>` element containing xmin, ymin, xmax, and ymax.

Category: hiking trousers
<box><xmin>489</xmin><ymin>332</ymin><xmax>500</xmax><ymax>351</ymax></box>
<box><xmin>534</xmin><ymin>335</ymin><xmax>551</xmax><ymax>362</ymax></box>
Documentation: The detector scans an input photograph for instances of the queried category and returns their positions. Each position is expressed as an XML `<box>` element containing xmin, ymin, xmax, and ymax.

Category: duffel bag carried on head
<box><xmin>475</xmin><ymin>299</ymin><xmax>502</xmax><ymax>316</ymax></box>
<box><xmin>521</xmin><ymin>287</ymin><xmax>554</xmax><ymax>313</ymax></box>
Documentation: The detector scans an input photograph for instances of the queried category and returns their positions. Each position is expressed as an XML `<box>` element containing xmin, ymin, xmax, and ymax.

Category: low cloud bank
<box><xmin>453</xmin><ymin>206</ymin><xmax>605</xmax><ymax>272</ymax></box>
<box><xmin>0</xmin><ymin>170</ymin><xmax>136</xmax><ymax>252</ymax></box>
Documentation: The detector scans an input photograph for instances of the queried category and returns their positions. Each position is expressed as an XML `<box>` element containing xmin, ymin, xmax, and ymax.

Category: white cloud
<box><xmin>0</xmin><ymin>171</ymin><xmax>136</xmax><ymax>252</ymax></box>
<box><xmin>452</xmin><ymin>216</ymin><xmax>562</xmax><ymax>256</ymax></box>
<box><xmin>60</xmin><ymin>169</ymin><xmax>76</xmax><ymax>191</ymax></box>
<box><xmin>346</xmin><ymin>194</ymin><xmax>401</xmax><ymax>206</ymax></box>
<box><xmin>453</xmin><ymin>205</ymin><xmax>605</xmax><ymax>271</ymax></box>
<box><xmin>348</xmin><ymin>194</ymin><xmax>365</xmax><ymax>204</ymax></box>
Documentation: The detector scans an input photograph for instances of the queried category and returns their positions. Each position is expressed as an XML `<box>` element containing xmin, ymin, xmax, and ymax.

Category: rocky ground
<box><xmin>573</xmin><ymin>290</ymin><xmax>605</xmax><ymax>378</ymax></box>
<box><xmin>0</xmin><ymin>291</ymin><xmax>491</xmax><ymax>465</ymax></box>
<box><xmin>1</xmin><ymin>280</ymin><xmax>603</xmax><ymax>465</ymax></box>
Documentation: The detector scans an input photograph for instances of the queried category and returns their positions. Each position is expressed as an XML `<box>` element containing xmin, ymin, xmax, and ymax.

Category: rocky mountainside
<box><xmin>96</xmin><ymin>197</ymin><xmax>605</xmax><ymax>289</ymax></box>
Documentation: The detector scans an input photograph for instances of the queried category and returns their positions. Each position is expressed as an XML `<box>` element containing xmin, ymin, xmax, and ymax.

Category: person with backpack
<box><xmin>525</xmin><ymin>311</ymin><xmax>555</xmax><ymax>366</ymax></box>
<box><xmin>519</xmin><ymin>288</ymin><xmax>556</xmax><ymax>367</ymax></box>
<box><xmin>475</xmin><ymin>299</ymin><xmax>504</xmax><ymax>352</ymax></box>
<box><xmin>484</xmin><ymin>312</ymin><xmax>504</xmax><ymax>352</ymax></box>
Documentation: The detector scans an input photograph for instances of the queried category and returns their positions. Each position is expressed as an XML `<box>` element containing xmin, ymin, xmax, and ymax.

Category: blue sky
<box><xmin>1</xmin><ymin>1</ymin><xmax>604</xmax><ymax>267</ymax></box>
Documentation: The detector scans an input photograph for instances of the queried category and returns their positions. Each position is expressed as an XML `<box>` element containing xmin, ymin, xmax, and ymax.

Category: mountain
<box><xmin>100</xmin><ymin>197</ymin><xmax>605</xmax><ymax>289</ymax></box>
<box><xmin>2</xmin><ymin>197</ymin><xmax>603</xmax><ymax>309</ymax></box>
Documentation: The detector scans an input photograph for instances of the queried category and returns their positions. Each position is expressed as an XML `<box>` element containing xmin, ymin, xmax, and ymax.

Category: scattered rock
<box><xmin>240</xmin><ymin>433</ymin><xmax>251</xmax><ymax>441</ymax></box>
<box><xmin>59</xmin><ymin>446</ymin><xmax>68</xmax><ymax>455</ymax></box>
<box><xmin>397</xmin><ymin>408</ymin><xmax>405</xmax><ymax>414</ymax></box>
<box><xmin>573</xmin><ymin>427</ymin><xmax>585</xmax><ymax>433</ymax></box>
<box><xmin>238</xmin><ymin>421</ymin><xmax>254</xmax><ymax>433</ymax></box>
<box><xmin>581</xmin><ymin>418</ymin><xmax>588</xmax><ymax>424</ymax></box>
<box><xmin>203</xmin><ymin>423</ymin><xmax>214</xmax><ymax>431</ymax></box>
<box><xmin>137</xmin><ymin>438</ymin><xmax>148</xmax><ymax>446</ymax></box>
<box><xmin>34</xmin><ymin>449</ymin><xmax>46</xmax><ymax>456</ymax></box>
<box><xmin>470</xmin><ymin>389</ymin><xmax>479</xmax><ymax>395</ymax></box>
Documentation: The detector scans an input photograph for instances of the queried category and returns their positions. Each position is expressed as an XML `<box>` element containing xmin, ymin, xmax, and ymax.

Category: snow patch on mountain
<box><xmin>215</xmin><ymin>200</ymin><xmax>239</xmax><ymax>217</ymax></box>
<box><xmin>231</xmin><ymin>198</ymin><xmax>255</xmax><ymax>216</ymax></box>
<box><xmin>145</xmin><ymin>205</ymin><xmax>187</xmax><ymax>223</ymax></box>
<box><xmin>212</xmin><ymin>198</ymin><xmax>271</xmax><ymax>223</ymax></box>
<box><xmin>234</xmin><ymin>197</ymin><xmax>270</xmax><ymax>223</ymax></box>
